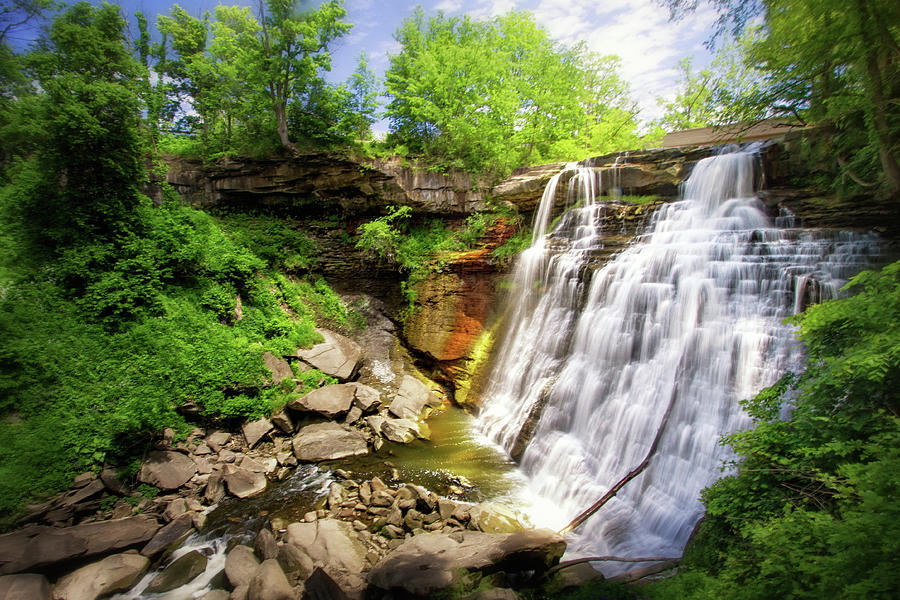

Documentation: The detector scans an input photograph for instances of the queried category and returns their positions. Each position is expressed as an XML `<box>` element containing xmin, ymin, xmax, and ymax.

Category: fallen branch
<box><xmin>608</xmin><ymin>559</ymin><xmax>681</xmax><ymax>583</ymax></box>
<box><xmin>545</xmin><ymin>556</ymin><xmax>681</xmax><ymax>579</ymax></box>
<box><xmin>558</xmin><ymin>378</ymin><xmax>680</xmax><ymax>536</ymax></box>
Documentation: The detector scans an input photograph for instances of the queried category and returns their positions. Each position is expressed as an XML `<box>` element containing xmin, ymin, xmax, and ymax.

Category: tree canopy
<box><xmin>384</xmin><ymin>8</ymin><xmax>644</xmax><ymax>176</ymax></box>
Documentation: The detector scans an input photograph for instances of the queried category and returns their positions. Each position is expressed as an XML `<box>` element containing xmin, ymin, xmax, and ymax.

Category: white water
<box><xmin>478</xmin><ymin>147</ymin><xmax>879</xmax><ymax>570</ymax></box>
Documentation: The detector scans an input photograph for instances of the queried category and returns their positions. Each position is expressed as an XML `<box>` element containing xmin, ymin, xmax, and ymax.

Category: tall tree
<box><xmin>662</xmin><ymin>0</ymin><xmax>900</xmax><ymax>194</ymax></box>
<box><xmin>256</xmin><ymin>0</ymin><xmax>350</xmax><ymax>153</ymax></box>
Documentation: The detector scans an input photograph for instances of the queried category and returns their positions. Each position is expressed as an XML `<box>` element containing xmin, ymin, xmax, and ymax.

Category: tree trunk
<box><xmin>274</xmin><ymin>101</ymin><xmax>297</xmax><ymax>154</ymax></box>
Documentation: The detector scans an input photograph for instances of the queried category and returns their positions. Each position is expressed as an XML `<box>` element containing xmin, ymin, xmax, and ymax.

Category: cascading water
<box><xmin>478</xmin><ymin>146</ymin><xmax>880</xmax><ymax>570</ymax></box>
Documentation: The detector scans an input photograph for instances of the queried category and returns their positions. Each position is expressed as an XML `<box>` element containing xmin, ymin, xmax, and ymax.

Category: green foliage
<box><xmin>216</xmin><ymin>215</ymin><xmax>318</xmax><ymax>272</ymax></box>
<box><xmin>384</xmin><ymin>9</ymin><xmax>642</xmax><ymax>177</ymax></box>
<box><xmin>645</xmin><ymin>260</ymin><xmax>900</xmax><ymax>599</ymax></box>
<box><xmin>492</xmin><ymin>225</ymin><xmax>533</xmax><ymax>266</ymax></box>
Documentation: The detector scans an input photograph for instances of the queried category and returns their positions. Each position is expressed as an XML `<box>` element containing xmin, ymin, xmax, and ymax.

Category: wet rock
<box><xmin>292</xmin><ymin>422</ymin><xmax>368</xmax><ymax>462</ymax></box>
<box><xmin>463</xmin><ymin>588</ymin><xmax>521</xmax><ymax>600</ymax></box>
<box><xmin>303</xmin><ymin>567</ymin><xmax>354</xmax><ymax>600</ymax></box>
<box><xmin>368</xmin><ymin>529</ymin><xmax>566</xmax><ymax>597</ymax></box>
<box><xmin>138</xmin><ymin>451</ymin><xmax>198</xmax><ymax>491</ymax></box>
<box><xmin>242</xmin><ymin>418</ymin><xmax>274</xmax><ymax>449</ymax></box>
<box><xmin>222</xmin><ymin>465</ymin><xmax>267</xmax><ymax>499</ymax></box>
<box><xmin>0</xmin><ymin>573</ymin><xmax>50</xmax><ymax>600</ymax></box>
<box><xmin>225</xmin><ymin>545</ymin><xmax>259</xmax><ymax>588</ymax></box>
<box><xmin>253</xmin><ymin>529</ymin><xmax>278</xmax><ymax>561</ymax></box>
<box><xmin>141</xmin><ymin>514</ymin><xmax>195</xmax><ymax>558</ymax></box>
<box><xmin>545</xmin><ymin>562</ymin><xmax>604</xmax><ymax>595</ymax></box>
<box><xmin>379</xmin><ymin>418</ymin><xmax>425</xmax><ymax>443</ymax></box>
<box><xmin>248</xmin><ymin>559</ymin><xmax>293</xmax><ymax>600</ymax></box>
<box><xmin>262</xmin><ymin>352</ymin><xmax>293</xmax><ymax>384</ymax></box>
<box><xmin>284</xmin><ymin>519</ymin><xmax>367</xmax><ymax>599</ymax></box>
<box><xmin>288</xmin><ymin>384</ymin><xmax>355</xmax><ymax>419</ymax></box>
<box><xmin>145</xmin><ymin>550</ymin><xmax>208</xmax><ymax>594</ymax></box>
<box><xmin>53</xmin><ymin>552</ymin><xmax>149</xmax><ymax>600</ymax></box>
<box><xmin>296</xmin><ymin>329</ymin><xmax>362</xmax><ymax>382</ymax></box>
<box><xmin>437</xmin><ymin>497</ymin><xmax>458</xmax><ymax>520</ymax></box>
<box><xmin>0</xmin><ymin>516</ymin><xmax>160</xmax><ymax>575</ymax></box>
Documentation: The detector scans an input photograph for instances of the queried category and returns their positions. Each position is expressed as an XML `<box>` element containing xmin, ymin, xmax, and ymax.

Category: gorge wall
<box><xmin>163</xmin><ymin>135</ymin><xmax>899</xmax><ymax>404</ymax></box>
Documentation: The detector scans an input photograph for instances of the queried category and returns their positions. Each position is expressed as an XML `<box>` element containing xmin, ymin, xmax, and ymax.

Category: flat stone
<box><xmin>198</xmin><ymin>591</ymin><xmax>230</xmax><ymax>600</ymax></box>
<box><xmin>344</xmin><ymin>406</ymin><xmax>363</xmax><ymax>425</ymax></box>
<box><xmin>379</xmin><ymin>418</ymin><xmax>423</xmax><ymax>444</ymax></box>
<box><xmin>468</xmin><ymin>503</ymin><xmax>525</xmax><ymax>534</ymax></box>
<box><xmin>270</xmin><ymin>409</ymin><xmax>294</xmax><ymax>434</ymax></box>
<box><xmin>242</xmin><ymin>418</ymin><xmax>274</xmax><ymax>448</ymax></box>
<box><xmin>223</xmin><ymin>465</ymin><xmax>267</xmax><ymax>498</ymax></box>
<box><xmin>0</xmin><ymin>573</ymin><xmax>50</xmax><ymax>600</ymax></box>
<box><xmin>276</xmin><ymin>542</ymin><xmax>314</xmax><ymax>585</ymax></box>
<box><xmin>292</xmin><ymin>422</ymin><xmax>368</xmax><ymax>462</ymax></box>
<box><xmin>206</xmin><ymin>432</ymin><xmax>231</xmax><ymax>452</ymax></box>
<box><xmin>296</xmin><ymin>329</ymin><xmax>363</xmax><ymax>381</ymax></box>
<box><xmin>368</xmin><ymin>529</ymin><xmax>566</xmax><ymax>597</ymax></box>
<box><xmin>388</xmin><ymin>375</ymin><xmax>438</xmax><ymax>420</ymax></box>
<box><xmin>60</xmin><ymin>479</ymin><xmax>105</xmax><ymax>507</ymax></box>
<box><xmin>145</xmin><ymin>550</ymin><xmax>207</xmax><ymax>594</ymax></box>
<box><xmin>99</xmin><ymin>468</ymin><xmax>127</xmax><ymax>495</ymax></box>
<box><xmin>164</xmin><ymin>498</ymin><xmax>188</xmax><ymax>522</ymax></box>
<box><xmin>288</xmin><ymin>384</ymin><xmax>355</xmax><ymax>419</ymax></box>
<box><xmin>0</xmin><ymin>516</ymin><xmax>160</xmax><ymax>575</ymax></box>
<box><xmin>138</xmin><ymin>451</ymin><xmax>198</xmax><ymax>490</ymax></box>
<box><xmin>53</xmin><ymin>552</ymin><xmax>149</xmax><ymax>600</ymax></box>
<box><xmin>204</xmin><ymin>472</ymin><xmax>226</xmax><ymax>504</ymax></box>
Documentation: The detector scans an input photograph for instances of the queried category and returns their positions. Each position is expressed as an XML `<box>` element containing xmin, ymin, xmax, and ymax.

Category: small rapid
<box><xmin>477</xmin><ymin>146</ymin><xmax>880</xmax><ymax>570</ymax></box>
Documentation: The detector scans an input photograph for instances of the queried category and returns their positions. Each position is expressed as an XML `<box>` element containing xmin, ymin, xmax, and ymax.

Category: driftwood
<box><xmin>558</xmin><ymin>380</ymin><xmax>680</xmax><ymax>536</ymax></box>
<box><xmin>608</xmin><ymin>559</ymin><xmax>681</xmax><ymax>583</ymax></box>
<box><xmin>545</xmin><ymin>556</ymin><xmax>681</xmax><ymax>579</ymax></box>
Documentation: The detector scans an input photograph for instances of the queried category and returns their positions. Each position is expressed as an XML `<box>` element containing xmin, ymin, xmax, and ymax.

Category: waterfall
<box><xmin>478</xmin><ymin>146</ymin><xmax>879</xmax><ymax>569</ymax></box>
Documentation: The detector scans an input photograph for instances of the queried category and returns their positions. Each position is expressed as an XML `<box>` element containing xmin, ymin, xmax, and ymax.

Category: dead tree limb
<box><xmin>558</xmin><ymin>381</ymin><xmax>680</xmax><ymax>536</ymax></box>
<box><xmin>545</xmin><ymin>556</ymin><xmax>681</xmax><ymax>579</ymax></box>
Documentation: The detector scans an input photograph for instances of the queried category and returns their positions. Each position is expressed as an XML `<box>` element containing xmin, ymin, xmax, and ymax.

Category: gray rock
<box><xmin>223</xmin><ymin>465</ymin><xmax>267</xmax><ymax>498</ymax></box>
<box><xmin>239</xmin><ymin>456</ymin><xmax>266</xmax><ymax>473</ymax></box>
<box><xmin>99</xmin><ymin>468</ymin><xmax>128</xmax><ymax>495</ymax></box>
<box><xmin>275</xmin><ymin>542</ymin><xmax>313</xmax><ymax>585</ymax></box>
<box><xmin>303</xmin><ymin>567</ymin><xmax>354</xmax><ymax>600</ymax></box>
<box><xmin>141</xmin><ymin>513</ymin><xmax>195</xmax><ymax>558</ymax></box>
<box><xmin>262</xmin><ymin>351</ymin><xmax>293</xmax><ymax>384</ymax></box>
<box><xmin>270</xmin><ymin>410</ymin><xmax>294</xmax><ymax>434</ymax></box>
<box><xmin>248</xmin><ymin>559</ymin><xmax>293</xmax><ymax>600</ymax></box>
<box><xmin>242</xmin><ymin>418</ymin><xmax>274</xmax><ymax>448</ymax></box>
<box><xmin>145</xmin><ymin>550</ymin><xmax>208</xmax><ymax>594</ymax></box>
<box><xmin>253</xmin><ymin>529</ymin><xmax>278</xmax><ymax>561</ymax></box>
<box><xmin>388</xmin><ymin>375</ymin><xmax>438</xmax><ymax>420</ymax></box>
<box><xmin>52</xmin><ymin>552</ymin><xmax>149</xmax><ymax>600</ymax></box>
<box><xmin>284</xmin><ymin>519</ymin><xmax>367</xmax><ymax>598</ymax></box>
<box><xmin>368</xmin><ymin>529</ymin><xmax>566</xmax><ymax>597</ymax></box>
<box><xmin>0</xmin><ymin>573</ymin><xmax>50</xmax><ymax>600</ymax></box>
<box><xmin>231</xmin><ymin>584</ymin><xmax>249</xmax><ymax>600</ymax></box>
<box><xmin>0</xmin><ymin>516</ymin><xmax>160</xmax><ymax>575</ymax></box>
<box><xmin>364</xmin><ymin>415</ymin><xmax>385</xmax><ymax>437</ymax></box>
<box><xmin>225</xmin><ymin>545</ymin><xmax>259</xmax><ymax>588</ymax></box>
<box><xmin>138</xmin><ymin>451</ymin><xmax>198</xmax><ymax>490</ymax></box>
<box><xmin>344</xmin><ymin>406</ymin><xmax>363</xmax><ymax>425</ymax></box>
<box><xmin>296</xmin><ymin>329</ymin><xmax>363</xmax><ymax>381</ymax></box>
<box><xmin>288</xmin><ymin>384</ymin><xmax>355</xmax><ymax>419</ymax></box>
<box><xmin>348</xmin><ymin>383</ymin><xmax>381</xmax><ymax>412</ymax></box>
<box><xmin>204</xmin><ymin>472</ymin><xmax>226</xmax><ymax>504</ymax></box>
<box><xmin>292</xmin><ymin>422</ymin><xmax>368</xmax><ymax>462</ymax></box>
<box><xmin>379</xmin><ymin>418</ymin><xmax>423</xmax><ymax>443</ymax></box>
<box><xmin>545</xmin><ymin>561</ymin><xmax>604</xmax><ymax>594</ymax></box>
<box><xmin>205</xmin><ymin>431</ymin><xmax>231</xmax><ymax>452</ymax></box>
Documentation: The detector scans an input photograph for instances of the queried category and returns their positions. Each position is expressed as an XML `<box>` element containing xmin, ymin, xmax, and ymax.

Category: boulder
<box><xmin>204</xmin><ymin>472</ymin><xmax>226</xmax><ymax>504</ymax></box>
<box><xmin>242</xmin><ymin>418</ymin><xmax>274</xmax><ymax>448</ymax></box>
<box><xmin>379</xmin><ymin>418</ymin><xmax>422</xmax><ymax>444</ymax></box>
<box><xmin>296</xmin><ymin>329</ymin><xmax>362</xmax><ymax>381</ymax></box>
<box><xmin>253</xmin><ymin>529</ymin><xmax>278</xmax><ymax>561</ymax></box>
<box><xmin>288</xmin><ymin>384</ymin><xmax>355</xmax><ymax>419</ymax></box>
<box><xmin>222</xmin><ymin>465</ymin><xmax>267</xmax><ymax>499</ymax></box>
<box><xmin>138</xmin><ymin>451</ymin><xmax>198</xmax><ymax>490</ymax></box>
<box><xmin>52</xmin><ymin>552</ymin><xmax>149</xmax><ymax>600</ymax></box>
<box><xmin>145</xmin><ymin>550</ymin><xmax>208</xmax><ymax>594</ymax></box>
<box><xmin>464</xmin><ymin>588</ymin><xmax>521</xmax><ymax>600</ymax></box>
<box><xmin>141</xmin><ymin>513</ymin><xmax>195</xmax><ymax>558</ymax></box>
<box><xmin>262</xmin><ymin>351</ymin><xmax>293</xmax><ymax>384</ymax></box>
<box><xmin>292</xmin><ymin>422</ymin><xmax>368</xmax><ymax>462</ymax></box>
<box><xmin>206</xmin><ymin>432</ymin><xmax>231</xmax><ymax>452</ymax></box>
<box><xmin>60</xmin><ymin>479</ymin><xmax>105</xmax><ymax>507</ymax></box>
<box><xmin>99</xmin><ymin>468</ymin><xmax>127</xmax><ymax>495</ymax></box>
<box><xmin>164</xmin><ymin>498</ymin><xmax>188</xmax><ymax>522</ymax></box>
<box><xmin>248</xmin><ymin>559</ymin><xmax>293</xmax><ymax>600</ymax></box>
<box><xmin>275</xmin><ymin>543</ymin><xmax>313</xmax><ymax>585</ymax></box>
<box><xmin>0</xmin><ymin>574</ymin><xmax>50</xmax><ymax>600</ymax></box>
<box><xmin>284</xmin><ymin>519</ymin><xmax>367</xmax><ymax>599</ymax></box>
<box><xmin>0</xmin><ymin>516</ymin><xmax>160</xmax><ymax>575</ymax></box>
<box><xmin>225</xmin><ymin>545</ymin><xmax>259</xmax><ymax>588</ymax></box>
<box><xmin>270</xmin><ymin>409</ymin><xmax>294</xmax><ymax>434</ymax></box>
<box><xmin>368</xmin><ymin>529</ymin><xmax>566</xmax><ymax>597</ymax></box>
<box><xmin>388</xmin><ymin>375</ymin><xmax>438</xmax><ymax>420</ymax></box>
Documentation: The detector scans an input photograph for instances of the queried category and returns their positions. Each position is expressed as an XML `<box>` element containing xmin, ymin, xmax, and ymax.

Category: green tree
<box><xmin>384</xmin><ymin>9</ymin><xmax>639</xmax><ymax>176</ymax></box>
<box><xmin>662</xmin><ymin>0</ymin><xmax>900</xmax><ymax>194</ymax></box>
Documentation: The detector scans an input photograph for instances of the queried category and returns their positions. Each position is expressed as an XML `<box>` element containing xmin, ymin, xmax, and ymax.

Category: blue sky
<box><xmin>13</xmin><ymin>0</ymin><xmax>719</xmax><ymax>124</ymax></box>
